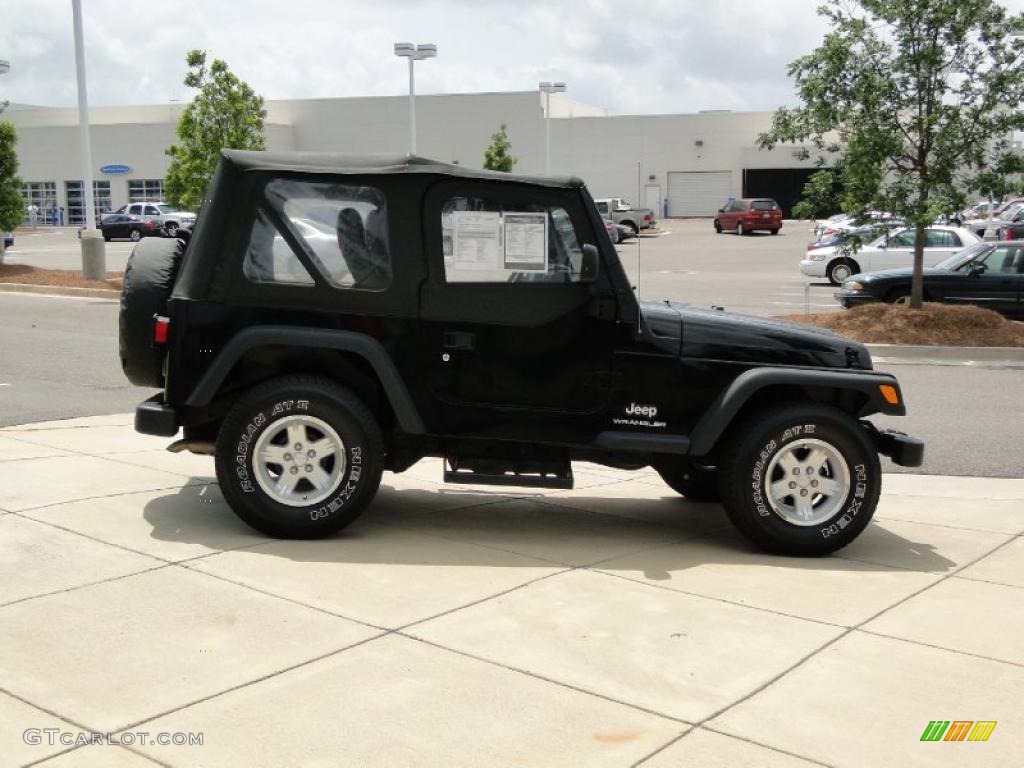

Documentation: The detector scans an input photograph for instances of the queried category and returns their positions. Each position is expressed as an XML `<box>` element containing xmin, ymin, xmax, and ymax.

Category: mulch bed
<box><xmin>0</xmin><ymin>263</ymin><xmax>122</xmax><ymax>291</ymax></box>
<box><xmin>781</xmin><ymin>303</ymin><xmax>1024</xmax><ymax>347</ymax></box>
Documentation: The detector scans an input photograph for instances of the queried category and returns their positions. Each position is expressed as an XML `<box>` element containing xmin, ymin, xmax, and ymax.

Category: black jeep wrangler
<box><xmin>120</xmin><ymin>150</ymin><xmax>922</xmax><ymax>556</ymax></box>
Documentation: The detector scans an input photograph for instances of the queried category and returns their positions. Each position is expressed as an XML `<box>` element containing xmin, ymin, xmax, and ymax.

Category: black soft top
<box><xmin>221</xmin><ymin>149</ymin><xmax>584</xmax><ymax>189</ymax></box>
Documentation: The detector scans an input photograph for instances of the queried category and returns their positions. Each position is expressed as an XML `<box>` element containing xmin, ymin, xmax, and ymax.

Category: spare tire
<box><xmin>119</xmin><ymin>237</ymin><xmax>185</xmax><ymax>387</ymax></box>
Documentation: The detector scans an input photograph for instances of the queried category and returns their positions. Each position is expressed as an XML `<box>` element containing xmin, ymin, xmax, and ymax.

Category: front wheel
<box><xmin>827</xmin><ymin>258</ymin><xmax>858</xmax><ymax>285</ymax></box>
<box><xmin>714</xmin><ymin>220</ymin><xmax>723</xmax><ymax>233</ymax></box>
<box><xmin>736</xmin><ymin>222</ymin><xmax>745</xmax><ymax>236</ymax></box>
<box><xmin>718</xmin><ymin>403</ymin><xmax>881</xmax><ymax>556</ymax></box>
<box><xmin>129</xmin><ymin>229</ymin><xmax>142</xmax><ymax>242</ymax></box>
<box><xmin>215</xmin><ymin>376</ymin><xmax>384</xmax><ymax>538</ymax></box>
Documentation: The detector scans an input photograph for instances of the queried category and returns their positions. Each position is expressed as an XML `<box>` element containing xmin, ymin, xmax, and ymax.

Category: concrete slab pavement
<box><xmin>0</xmin><ymin>415</ymin><xmax>1021</xmax><ymax>767</ymax></box>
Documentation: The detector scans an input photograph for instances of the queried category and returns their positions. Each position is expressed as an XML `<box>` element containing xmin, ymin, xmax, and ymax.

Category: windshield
<box><xmin>998</xmin><ymin>203</ymin><xmax>1023</xmax><ymax>221</ymax></box>
<box><xmin>752</xmin><ymin>200</ymin><xmax>778</xmax><ymax>211</ymax></box>
<box><xmin>934</xmin><ymin>242</ymin><xmax>989</xmax><ymax>270</ymax></box>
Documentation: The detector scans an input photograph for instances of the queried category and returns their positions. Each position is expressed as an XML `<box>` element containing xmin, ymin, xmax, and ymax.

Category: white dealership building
<box><xmin>4</xmin><ymin>91</ymin><xmax>819</xmax><ymax>226</ymax></box>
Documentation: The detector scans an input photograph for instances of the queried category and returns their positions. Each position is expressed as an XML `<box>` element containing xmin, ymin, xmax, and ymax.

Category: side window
<box><xmin>128</xmin><ymin>204</ymin><xmax>142</xmax><ymax>215</ymax></box>
<box><xmin>978</xmin><ymin>246</ymin><xmax>1020</xmax><ymax>274</ymax></box>
<box><xmin>261</xmin><ymin>179</ymin><xmax>392</xmax><ymax>291</ymax></box>
<box><xmin>732</xmin><ymin>200</ymin><xmax>746</xmax><ymax>212</ymax></box>
<box><xmin>925</xmin><ymin>230</ymin><xmax>957</xmax><ymax>247</ymax></box>
<box><xmin>441</xmin><ymin>196</ymin><xmax>584</xmax><ymax>284</ymax></box>
<box><xmin>243</xmin><ymin>209</ymin><xmax>315</xmax><ymax>286</ymax></box>
<box><xmin>596</xmin><ymin>201</ymin><xmax>609</xmax><ymax>215</ymax></box>
<box><xmin>890</xmin><ymin>230</ymin><xmax>916</xmax><ymax>247</ymax></box>
<box><xmin>144</xmin><ymin>205</ymin><xmax>160</xmax><ymax>216</ymax></box>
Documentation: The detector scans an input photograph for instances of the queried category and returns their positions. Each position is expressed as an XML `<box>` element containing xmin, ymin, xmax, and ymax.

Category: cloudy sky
<box><xmin>2</xmin><ymin>0</ymin><xmax>1023</xmax><ymax>115</ymax></box>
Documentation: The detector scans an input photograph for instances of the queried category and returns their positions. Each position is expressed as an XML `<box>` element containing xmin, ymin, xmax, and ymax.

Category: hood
<box><xmin>854</xmin><ymin>267</ymin><xmax>947</xmax><ymax>281</ymax></box>
<box><xmin>662</xmin><ymin>302</ymin><xmax>871</xmax><ymax>369</ymax></box>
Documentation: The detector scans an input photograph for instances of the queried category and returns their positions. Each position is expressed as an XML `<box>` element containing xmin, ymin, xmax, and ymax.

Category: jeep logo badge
<box><xmin>625</xmin><ymin>402</ymin><xmax>658</xmax><ymax>418</ymax></box>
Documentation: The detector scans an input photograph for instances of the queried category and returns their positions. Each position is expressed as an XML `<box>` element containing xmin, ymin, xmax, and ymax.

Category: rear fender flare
<box><xmin>185</xmin><ymin>326</ymin><xmax>426</xmax><ymax>434</ymax></box>
<box><xmin>687</xmin><ymin>367</ymin><xmax>905</xmax><ymax>457</ymax></box>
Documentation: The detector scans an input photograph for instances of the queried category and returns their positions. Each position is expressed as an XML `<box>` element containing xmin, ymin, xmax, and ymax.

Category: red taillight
<box><xmin>153</xmin><ymin>315</ymin><xmax>169</xmax><ymax>344</ymax></box>
<box><xmin>643</xmin><ymin>213</ymin><xmax>652</xmax><ymax>221</ymax></box>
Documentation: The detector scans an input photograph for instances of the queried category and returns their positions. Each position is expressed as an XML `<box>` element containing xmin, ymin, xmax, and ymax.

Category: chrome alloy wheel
<box><xmin>764</xmin><ymin>438</ymin><xmax>850</xmax><ymax>526</ymax></box>
<box><xmin>252</xmin><ymin>415</ymin><xmax>346</xmax><ymax>507</ymax></box>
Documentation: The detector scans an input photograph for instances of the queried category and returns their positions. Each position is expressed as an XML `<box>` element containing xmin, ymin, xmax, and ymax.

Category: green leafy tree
<box><xmin>760</xmin><ymin>0</ymin><xmax>1024</xmax><ymax>308</ymax></box>
<box><xmin>483</xmin><ymin>124</ymin><xmax>517</xmax><ymax>172</ymax></box>
<box><xmin>165</xmin><ymin>50</ymin><xmax>266</xmax><ymax>210</ymax></box>
<box><xmin>0</xmin><ymin>121</ymin><xmax>24</xmax><ymax>265</ymax></box>
<box><xmin>792</xmin><ymin>165</ymin><xmax>846</xmax><ymax>220</ymax></box>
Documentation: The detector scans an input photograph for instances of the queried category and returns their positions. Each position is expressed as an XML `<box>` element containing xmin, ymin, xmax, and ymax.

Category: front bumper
<box><xmin>868</xmin><ymin>425</ymin><xmax>925</xmax><ymax>467</ymax></box>
<box><xmin>136</xmin><ymin>394</ymin><xmax>179</xmax><ymax>437</ymax></box>
<box><xmin>800</xmin><ymin>259</ymin><xmax>826</xmax><ymax>277</ymax></box>
<box><xmin>834</xmin><ymin>290</ymin><xmax>881</xmax><ymax>309</ymax></box>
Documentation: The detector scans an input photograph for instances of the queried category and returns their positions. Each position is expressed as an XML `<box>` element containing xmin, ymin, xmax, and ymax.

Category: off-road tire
<box><xmin>718</xmin><ymin>403</ymin><xmax>881</xmax><ymax>556</ymax></box>
<box><xmin>655</xmin><ymin>458</ymin><xmax>720</xmax><ymax>502</ymax></box>
<box><xmin>215</xmin><ymin>376</ymin><xmax>385</xmax><ymax>539</ymax></box>
<box><xmin>827</xmin><ymin>258</ymin><xmax>859</xmax><ymax>285</ymax></box>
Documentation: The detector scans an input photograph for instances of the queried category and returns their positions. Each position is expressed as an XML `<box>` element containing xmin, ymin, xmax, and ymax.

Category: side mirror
<box><xmin>717</xmin><ymin>208</ymin><xmax>724</xmax><ymax>213</ymax></box>
<box><xmin>580</xmin><ymin>243</ymin><xmax>600</xmax><ymax>282</ymax></box>
<box><xmin>968</xmin><ymin>262</ymin><xmax>987</xmax><ymax>277</ymax></box>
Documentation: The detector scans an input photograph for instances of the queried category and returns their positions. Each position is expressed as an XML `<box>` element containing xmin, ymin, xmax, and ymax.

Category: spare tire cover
<box><xmin>119</xmin><ymin>237</ymin><xmax>185</xmax><ymax>387</ymax></box>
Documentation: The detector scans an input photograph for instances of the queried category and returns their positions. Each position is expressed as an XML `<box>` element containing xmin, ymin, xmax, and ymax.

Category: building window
<box><xmin>65</xmin><ymin>181</ymin><xmax>113</xmax><ymax>226</ymax></box>
<box><xmin>21</xmin><ymin>182</ymin><xmax>58</xmax><ymax>225</ymax></box>
<box><xmin>127</xmin><ymin>179</ymin><xmax>165</xmax><ymax>203</ymax></box>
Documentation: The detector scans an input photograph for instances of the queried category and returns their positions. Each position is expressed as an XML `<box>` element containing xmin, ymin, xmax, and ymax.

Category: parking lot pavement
<box><xmin>1</xmin><ymin>415</ymin><xmax>1022</xmax><ymax>767</ymax></box>
<box><xmin>4</xmin><ymin>227</ymin><xmax>136</xmax><ymax>272</ymax></box>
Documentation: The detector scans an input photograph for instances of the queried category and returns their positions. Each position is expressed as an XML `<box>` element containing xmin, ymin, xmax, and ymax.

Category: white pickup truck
<box><xmin>112</xmin><ymin>201</ymin><xmax>196</xmax><ymax>238</ymax></box>
<box><xmin>593</xmin><ymin>197</ymin><xmax>656</xmax><ymax>235</ymax></box>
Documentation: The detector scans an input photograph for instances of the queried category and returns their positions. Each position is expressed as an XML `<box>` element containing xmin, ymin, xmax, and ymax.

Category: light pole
<box><xmin>539</xmin><ymin>81</ymin><xmax>566</xmax><ymax>175</ymax></box>
<box><xmin>393</xmin><ymin>42</ymin><xmax>437</xmax><ymax>156</ymax></box>
<box><xmin>71</xmin><ymin>0</ymin><xmax>105</xmax><ymax>279</ymax></box>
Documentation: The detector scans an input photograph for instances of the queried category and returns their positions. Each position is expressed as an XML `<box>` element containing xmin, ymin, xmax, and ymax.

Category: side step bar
<box><xmin>443</xmin><ymin>456</ymin><xmax>573</xmax><ymax>489</ymax></box>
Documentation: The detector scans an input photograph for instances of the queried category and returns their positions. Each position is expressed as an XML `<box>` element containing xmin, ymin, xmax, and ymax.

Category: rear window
<box><xmin>244</xmin><ymin>179</ymin><xmax>392</xmax><ymax>291</ymax></box>
<box><xmin>752</xmin><ymin>200</ymin><xmax>779</xmax><ymax>211</ymax></box>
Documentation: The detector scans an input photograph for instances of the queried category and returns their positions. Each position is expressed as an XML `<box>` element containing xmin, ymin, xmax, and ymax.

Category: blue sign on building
<box><xmin>99</xmin><ymin>164</ymin><xmax>133</xmax><ymax>175</ymax></box>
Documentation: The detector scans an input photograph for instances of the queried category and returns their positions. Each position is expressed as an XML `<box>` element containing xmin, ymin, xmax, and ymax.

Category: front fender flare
<box><xmin>185</xmin><ymin>325</ymin><xmax>426</xmax><ymax>434</ymax></box>
<box><xmin>687</xmin><ymin>367</ymin><xmax>905</xmax><ymax>457</ymax></box>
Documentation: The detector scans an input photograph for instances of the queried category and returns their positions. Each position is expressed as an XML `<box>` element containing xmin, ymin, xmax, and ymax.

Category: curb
<box><xmin>0</xmin><ymin>283</ymin><xmax>120</xmax><ymax>299</ymax></box>
<box><xmin>867</xmin><ymin>343</ymin><xmax>1024</xmax><ymax>364</ymax></box>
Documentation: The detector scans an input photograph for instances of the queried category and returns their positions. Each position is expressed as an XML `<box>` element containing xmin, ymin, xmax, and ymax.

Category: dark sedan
<box><xmin>835</xmin><ymin>241</ymin><xmax>1024</xmax><ymax>319</ymax></box>
<box><xmin>79</xmin><ymin>214</ymin><xmax>159</xmax><ymax>242</ymax></box>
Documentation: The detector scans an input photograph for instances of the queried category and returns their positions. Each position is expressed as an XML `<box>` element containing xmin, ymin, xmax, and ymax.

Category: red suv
<box><xmin>715</xmin><ymin>198</ymin><xmax>783</xmax><ymax>235</ymax></box>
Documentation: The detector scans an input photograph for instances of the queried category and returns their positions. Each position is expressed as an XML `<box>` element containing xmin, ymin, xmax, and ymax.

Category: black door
<box><xmin>941</xmin><ymin>244</ymin><xmax>1024</xmax><ymax>318</ymax></box>
<box><xmin>105</xmin><ymin>215</ymin><xmax>128</xmax><ymax>239</ymax></box>
<box><xmin>418</xmin><ymin>180</ymin><xmax>616</xmax><ymax>441</ymax></box>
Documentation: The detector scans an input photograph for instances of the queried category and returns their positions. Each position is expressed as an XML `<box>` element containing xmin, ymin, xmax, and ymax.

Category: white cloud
<box><xmin>0</xmin><ymin>0</ymin><xmax>1021</xmax><ymax>115</ymax></box>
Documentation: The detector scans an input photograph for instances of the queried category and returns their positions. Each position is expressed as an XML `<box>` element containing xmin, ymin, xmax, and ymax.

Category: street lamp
<box><xmin>71</xmin><ymin>0</ymin><xmax>105</xmax><ymax>279</ymax></box>
<box><xmin>539</xmin><ymin>81</ymin><xmax>566</xmax><ymax>175</ymax></box>
<box><xmin>393</xmin><ymin>42</ymin><xmax>437</xmax><ymax>156</ymax></box>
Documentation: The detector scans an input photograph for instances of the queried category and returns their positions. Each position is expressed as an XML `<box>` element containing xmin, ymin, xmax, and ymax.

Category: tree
<box><xmin>760</xmin><ymin>0</ymin><xmax>1024</xmax><ymax>308</ymax></box>
<box><xmin>0</xmin><ymin>121</ymin><xmax>23</xmax><ymax>265</ymax></box>
<box><xmin>165</xmin><ymin>50</ymin><xmax>266</xmax><ymax>210</ymax></box>
<box><xmin>483</xmin><ymin>124</ymin><xmax>517</xmax><ymax>172</ymax></box>
<box><xmin>792</xmin><ymin>165</ymin><xmax>846</xmax><ymax>220</ymax></box>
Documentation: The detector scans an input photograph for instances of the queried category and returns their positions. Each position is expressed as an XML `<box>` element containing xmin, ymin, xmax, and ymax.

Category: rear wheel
<box><xmin>164</xmin><ymin>222</ymin><xmax>179</xmax><ymax>238</ymax></box>
<box><xmin>770</xmin><ymin>229</ymin><xmax>780</xmax><ymax>235</ymax></box>
<box><xmin>718</xmin><ymin>403</ymin><xmax>881</xmax><ymax>556</ymax></box>
<box><xmin>886</xmin><ymin>289</ymin><xmax>913</xmax><ymax>305</ymax></box>
<box><xmin>129</xmin><ymin>229</ymin><xmax>141</xmax><ymax>242</ymax></box>
<box><xmin>655</xmin><ymin>459</ymin><xmax>720</xmax><ymax>502</ymax></box>
<box><xmin>215</xmin><ymin>376</ymin><xmax>384</xmax><ymax>539</ymax></box>
<box><xmin>827</xmin><ymin>258</ymin><xmax>858</xmax><ymax>285</ymax></box>
<box><xmin>626</xmin><ymin>221</ymin><xmax>639</xmax><ymax>236</ymax></box>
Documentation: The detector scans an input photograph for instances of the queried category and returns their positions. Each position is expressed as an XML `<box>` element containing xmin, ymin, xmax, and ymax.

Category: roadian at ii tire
<box><xmin>215</xmin><ymin>376</ymin><xmax>384</xmax><ymax>539</ymax></box>
<box><xmin>718</xmin><ymin>403</ymin><xmax>881</xmax><ymax>556</ymax></box>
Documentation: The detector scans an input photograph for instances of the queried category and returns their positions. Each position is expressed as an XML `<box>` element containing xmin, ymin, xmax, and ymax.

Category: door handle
<box><xmin>443</xmin><ymin>331</ymin><xmax>476</xmax><ymax>351</ymax></box>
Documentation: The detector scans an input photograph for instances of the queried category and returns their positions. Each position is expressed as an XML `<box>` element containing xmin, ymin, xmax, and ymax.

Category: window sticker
<box><xmin>502</xmin><ymin>212</ymin><xmax>548</xmax><ymax>273</ymax></box>
<box><xmin>451</xmin><ymin>211</ymin><xmax>503</xmax><ymax>271</ymax></box>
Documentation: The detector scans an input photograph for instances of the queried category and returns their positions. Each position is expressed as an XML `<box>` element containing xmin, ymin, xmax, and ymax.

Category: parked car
<box><xmin>601</xmin><ymin>218</ymin><xmax>636</xmax><ymax>244</ymax></box>
<box><xmin>995</xmin><ymin>204</ymin><xmax>1024</xmax><ymax>240</ymax></box>
<box><xmin>950</xmin><ymin>201</ymin><xmax>995</xmax><ymax>226</ymax></box>
<box><xmin>3</xmin><ymin>232</ymin><xmax>12</xmax><ymax>250</ymax></box>
<box><xmin>112</xmin><ymin>201</ymin><xmax>196</xmax><ymax>237</ymax></box>
<box><xmin>809</xmin><ymin>222</ymin><xmax>904</xmax><ymax>251</ymax></box>
<box><xmin>118</xmin><ymin>149</ymin><xmax>921</xmax><ymax>556</ymax></box>
<box><xmin>86</xmin><ymin>213</ymin><xmax>159</xmax><ymax>242</ymax></box>
<box><xmin>593</xmin><ymin>198</ymin><xmax>656</xmax><ymax>234</ymax></box>
<box><xmin>715</xmin><ymin>198</ymin><xmax>783</xmax><ymax>235</ymax></box>
<box><xmin>801</xmin><ymin>225</ymin><xmax>982</xmax><ymax>285</ymax></box>
<box><xmin>961</xmin><ymin>198</ymin><xmax>1024</xmax><ymax>237</ymax></box>
<box><xmin>813</xmin><ymin>212</ymin><xmax>901</xmax><ymax>242</ymax></box>
<box><xmin>835</xmin><ymin>241</ymin><xmax>1024</xmax><ymax>319</ymax></box>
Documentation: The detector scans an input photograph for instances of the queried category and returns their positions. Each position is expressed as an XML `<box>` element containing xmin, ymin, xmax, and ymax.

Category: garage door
<box><xmin>667</xmin><ymin>171</ymin><xmax>733</xmax><ymax>217</ymax></box>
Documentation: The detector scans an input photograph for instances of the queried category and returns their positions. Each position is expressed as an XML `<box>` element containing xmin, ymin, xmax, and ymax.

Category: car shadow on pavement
<box><xmin>141</xmin><ymin>478</ymin><xmax>959</xmax><ymax>575</ymax></box>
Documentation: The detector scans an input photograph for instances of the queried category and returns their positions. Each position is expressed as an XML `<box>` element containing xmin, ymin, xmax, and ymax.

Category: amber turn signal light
<box><xmin>879</xmin><ymin>384</ymin><xmax>900</xmax><ymax>405</ymax></box>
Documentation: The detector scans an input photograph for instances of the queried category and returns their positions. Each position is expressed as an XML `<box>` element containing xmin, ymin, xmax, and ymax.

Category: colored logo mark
<box><xmin>920</xmin><ymin>721</ymin><xmax>997</xmax><ymax>742</ymax></box>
